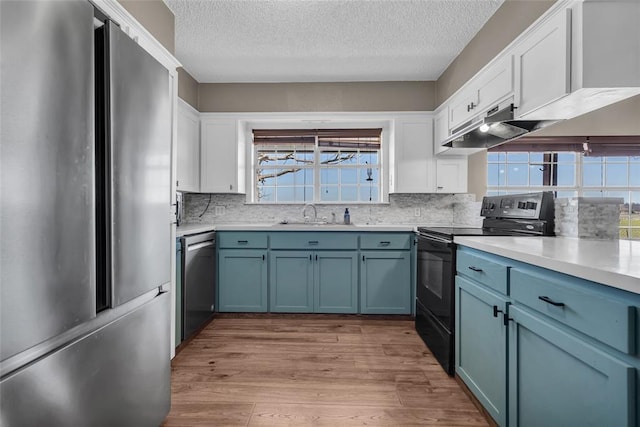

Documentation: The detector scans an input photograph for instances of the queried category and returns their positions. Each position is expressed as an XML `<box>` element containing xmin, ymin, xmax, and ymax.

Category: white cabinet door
<box><xmin>449</xmin><ymin>87</ymin><xmax>478</xmax><ymax>131</ymax></box>
<box><xmin>514</xmin><ymin>9</ymin><xmax>571</xmax><ymax>118</ymax></box>
<box><xmin>176</xmin><ymin>100</ymin><xmax>200</xmax><ymax>192</ymax></box>
<box><xmin>200</xmin><ymin>118</ymin><xmax>239</xmax><ymax>193</ymax></box>
<box><xmin>436</xmin><ymin>157</ymin><xmax>467</xmax><ymax>193</ymax></box>
<box><xmin>433</xmin><ymin>107</ymin><xmax>450</xmax><ymax>154</ymax></box>
<box><xmin>393</xmin><ymin>118</ymin><xmax>435</xmax><ymax>193</ymax></box>
<box><xmin>476</xmin><ymin>55</ymin><xmax>513</xmax><ymax>112</ymax></box>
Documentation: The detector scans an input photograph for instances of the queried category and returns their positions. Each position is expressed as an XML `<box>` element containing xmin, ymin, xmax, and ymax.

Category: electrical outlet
<box><xmin>414</xmin><ymin>208</ymin><xmax>421</xmax><ymax>217</ymax></box>
<box><xmin>214</xmin><ymin>205</ymin><xmax>225</xmax><ymax>216</ymax></box>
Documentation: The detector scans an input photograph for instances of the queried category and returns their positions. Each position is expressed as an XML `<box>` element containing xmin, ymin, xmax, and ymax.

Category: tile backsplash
<box><xmin>183</xmin><ymin>193</ymin><xmax>484</xmax><ymax>227</ymax></box>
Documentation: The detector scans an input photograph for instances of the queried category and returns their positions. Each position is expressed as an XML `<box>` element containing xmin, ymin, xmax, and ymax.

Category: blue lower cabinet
<box><xmin>270</xmin><ymin>251</ymin><xmax>358</xmax><ymax>313</ymax></box>
<box><xmin>315</xmin><ymin>251</ymin><xmax>358</xmax><ymax>314</ymax></box>
<box><xmin>360</xmin><ymin>250</ymin><xmax>411</xmax><ymax>314</ymax></box>
<box><xmin>270</xmin><ymin>251</ymin><xmax>314</xmax><ymax>312</ymax></box>
<box><xmin>508</xmin><ymin>305</ymin><xmax>636</xmax><ymax>427</ymax></box>
<box><xmin>218</xmin><ymin>249</ymin><xmax>268</xmax><ymax>312</ymax></box>
<box><xmin>456</xmin><ymin>276</ymin><xmax>508</xmax><ymax>426</ymax></box>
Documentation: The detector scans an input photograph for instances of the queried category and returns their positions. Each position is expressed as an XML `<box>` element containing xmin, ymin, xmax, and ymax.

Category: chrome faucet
<box><xmin>302</xmin><ymin>203</ymin><xmax>317</xmax><ymax>223</ymax></box>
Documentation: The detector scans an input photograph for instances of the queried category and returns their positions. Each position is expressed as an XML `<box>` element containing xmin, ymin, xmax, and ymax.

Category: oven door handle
<box><xmin>418</xmin><ymin>234</ymin><xmax>454</xmax><ymax>247</ymax></box>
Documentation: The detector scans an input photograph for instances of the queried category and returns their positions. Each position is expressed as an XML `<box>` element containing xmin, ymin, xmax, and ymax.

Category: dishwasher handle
<box><xmin>187</xmin><ymin>240</ymin><xmax>215</xmax><ymax>251</ymax></box>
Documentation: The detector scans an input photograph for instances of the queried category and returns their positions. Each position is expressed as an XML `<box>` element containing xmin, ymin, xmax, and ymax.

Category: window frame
<box><xmin>244</xmin><ymin>118</ymin><xmax>391</xmax><ymax>204</ymax></box>
<box><xmin>487</xmin><ymin>152</ymin><xmax>640</xmax><ymax>239</ymax></box>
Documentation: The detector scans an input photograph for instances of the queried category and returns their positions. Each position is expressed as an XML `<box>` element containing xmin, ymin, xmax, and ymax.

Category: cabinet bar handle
<box><xmin>493</xmin><ymin>305</ymin><xmax>504</xmax><ymax>318</ymax></box>
<box><xmin>309</xmin><ymin>254</ymin><xmax>312</xmax><ymax>261</ymax></box>
<box><xmin>315</xmin><ymin>254</ymin><xmax>318</xmax><ymax>261</ymax></box>
<box><xmin>538</xmin><ymin>296</ymin><xmax>565</xmax><ymax>307</ymax></box>
<box><xmin>237</xmin><ymin>240</ymin><xmax>248</xmax><ymax>244</ymax></box>
<box><xmin>308</xmin><ymin>240</ymin><xmax>319</xmax><ymax>245</ymax></box>
<box><xmin>503</xmin><ymin>313</ymin><xmax>513</xmax><ymax>326</ymax></box>
<box><xmin>262</xmin><ymin>254</ymin><xmax>265</xmax><ymax>261</ymax></box>
<box><xmin>468</xmin><ymin>266</ymin><xmax>483</xmax><ymax>272</ymax></box>
<box><xmin>362</xmin><ymin>255</ymin><xmax>365</xmax><ymax>262</ymax></box>
<box><xmin>379</xmin><ymin>241</ymin><xmax>391</xmax><ymax>246</ymax></box>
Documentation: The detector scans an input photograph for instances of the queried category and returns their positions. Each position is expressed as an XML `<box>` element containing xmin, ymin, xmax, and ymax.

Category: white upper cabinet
<box><xmin>176</xmin><ymin>99</ymin><xmax>200</xmax><ymax>192</ymax></box>
<box><xmin>200</xmin><ymin>118</ymin><xmax>240</xmax><ymax>193</ymax></box>
<box><xmin>392</xmin><ymin>116</ymin><xmax>435</xmax><ymax>193</ymax></box>
<box><xmin>514</xmin><ymin>9</ymin><xmax>571</xmax><ymax>118</ymax></box>
<box><xmin>514</xmin><ymin>0</ymin><xmax>640</xmax><ymax>120</ymax></box>
<box><xmin>449</xmin><ymin>55</ymin><xmax>514</xmax><ymax>131</ymax></box>
<box><xmin>435</xmin><ymin>157</ymin><xmax>468</xmax><ymax>194</ymax></box>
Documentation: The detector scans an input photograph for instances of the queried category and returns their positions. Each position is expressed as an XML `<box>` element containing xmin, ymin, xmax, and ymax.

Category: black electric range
<box><xmin>415</xmin><ymin>192</ymin><xmax>555</xmax><ymax>376</ymax></box>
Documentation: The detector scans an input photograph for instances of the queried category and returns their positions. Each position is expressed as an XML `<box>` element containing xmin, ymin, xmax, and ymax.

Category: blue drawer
<box><xmin>217</xmin><ymin>232</ymin><xmax>268</xmax><ymax>249</ymax></box>
<box><xmin>360</xmin><ymin>233</ymin><xmax>411</xmax><ymax>250</ymax></box>
<box><xmin>511</xmin><ymin>267</ymin><xmax>635</xmax><ymax>354</ymax></box>
<box><xmin>457</xmin><ymin>249</ymin><xmax>509</xmax><ymax>295</ymax></box>
<box><xmin>270</xmin><ymin>232</ymin><xmax>358</xmax><ymax>250</ymax></box>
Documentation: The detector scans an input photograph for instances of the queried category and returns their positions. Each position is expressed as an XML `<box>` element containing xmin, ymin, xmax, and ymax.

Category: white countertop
<box><xmin>177</xmin><ymin>223</ymin><xmax>417</xmax><ymax>235</ymax></box>
<box><xmin>454</xmin><ymin>236</ymin><xmax>640</xmax><ymax>294</ymax></box>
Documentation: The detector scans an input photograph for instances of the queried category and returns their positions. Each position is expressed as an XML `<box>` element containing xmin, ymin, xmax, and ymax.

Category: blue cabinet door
<box><xmin>217</xmin><ymin>249</ymin><xmax>268</xmax><ymax>312</ymax></box>
<box><xmin>360</xmin><ymin>251</ymin><xmax>411</xmax><ymax>314</ymax></box>
<box><xmin>315</xmin><ymin>251</ymin><xmax>358</xmax><ymax>314</ymax></box>
<box><xmin>456</xmin><ymin>276</ymin><xmax>508</xmax><ymax>427</ymax></box>
<box><xmin>508</xmin><ymin>305</ymin><xmax>635</xmax><ymax>427</ymax></box>
<box><xmin>270</xmin><ymin>251</ymin><xmax>314</xmax><ymax>313</ymax></box>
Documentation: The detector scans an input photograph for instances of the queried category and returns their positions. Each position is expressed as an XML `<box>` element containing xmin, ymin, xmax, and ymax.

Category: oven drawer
<box><xmin>360</xmin><ymin>233</ymin><xmax>411</xmax><ymax>250</ymax></box>
<box><xmin>456</xmin><ymin>249</ymin><xmax>509</xmax><ymax>295</ymax></box>
<box><xmin>511</xmin><ymin>268</ymin><xmax>635</xmax><ymax>354</ymax></box>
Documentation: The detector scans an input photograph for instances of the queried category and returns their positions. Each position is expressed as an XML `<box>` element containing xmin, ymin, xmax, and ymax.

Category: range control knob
<box><xmin>526</xmin><ymin>201</ymin><xmax>537</xmax><ymax>210</ymax></box>
<box><xmin>517</xmin><ymin>201</ymin><xmax>526</xmax><ymax>209</ymax></box>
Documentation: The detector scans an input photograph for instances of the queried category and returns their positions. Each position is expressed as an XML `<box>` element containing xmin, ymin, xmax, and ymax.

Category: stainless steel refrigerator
<box><xmin>1</xmin><ymin>2</ymin><xmax>172</xmax><ymax>425</ymax></box>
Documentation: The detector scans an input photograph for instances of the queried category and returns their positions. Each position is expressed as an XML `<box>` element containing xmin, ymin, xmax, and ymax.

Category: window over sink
<box><xmin>252</xmin><ymin>128</ymin><xmax>382</xmax><ymax>204</ymax></box>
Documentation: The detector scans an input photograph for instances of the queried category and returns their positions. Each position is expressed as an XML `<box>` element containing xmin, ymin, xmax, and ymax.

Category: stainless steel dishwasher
<box><xmin>181</xmin><ymin>231</ymin><xmax>216</xmax><ymax>340</ymax></box>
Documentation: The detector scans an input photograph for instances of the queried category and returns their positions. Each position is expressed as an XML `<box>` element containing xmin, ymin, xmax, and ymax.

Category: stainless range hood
<box><xmin>443</xmin><ymin>104</ymin><xmax>559</xmax><ymax>149</ymax></box>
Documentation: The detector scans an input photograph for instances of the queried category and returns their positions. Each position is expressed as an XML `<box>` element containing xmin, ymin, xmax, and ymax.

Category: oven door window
<box><xmin>417</xmin><ymin>239</ymin><xmax>454</xmax><ymax>328</ymax></box>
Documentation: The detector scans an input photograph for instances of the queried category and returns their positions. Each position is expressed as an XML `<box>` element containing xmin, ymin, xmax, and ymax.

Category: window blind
<box><xmin>253</xmin><ymin>128</ymin><xmax>382</xmax><ymax>149</ymax></box>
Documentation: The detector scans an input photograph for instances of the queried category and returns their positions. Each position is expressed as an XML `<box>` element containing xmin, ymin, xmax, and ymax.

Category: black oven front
<box><xmin>415</xmin><ymin>232</ymin><xmax>456</xmax><ymax>375</ymax></box>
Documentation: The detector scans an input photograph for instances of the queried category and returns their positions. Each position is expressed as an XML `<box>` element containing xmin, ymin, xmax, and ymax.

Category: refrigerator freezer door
<box><xmin>107</xmin><ymin>21</ymin><xmax>171</xmax><ymax>306</ymax></box>
<box><xmin>0</xmin><ymin>0</ymin><xmax>96</xmax><ymax>362</ymax></box>
<box><xmin>0</xmin><ymin>291</ymin><xmax>171</xmax><ymax>426</ymax></box>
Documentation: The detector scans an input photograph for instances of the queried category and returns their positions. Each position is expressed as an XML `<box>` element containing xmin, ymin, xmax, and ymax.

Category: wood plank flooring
<box><xmin>162</xmin><ymin>316</ymin><xmax>488</xmax><ymax>426</ymax></box>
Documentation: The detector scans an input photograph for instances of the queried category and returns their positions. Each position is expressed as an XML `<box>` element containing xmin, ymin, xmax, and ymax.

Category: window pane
<box><xmin>583</xmin><ymin>163</ymin><xmax>604</xmax><ymax>186</ymax></box>
<box><xmin>557</xmin><ymin>152</ymin><xmax>576</xmax><ymax>162</ymax></box>
<box><xmin>320</xmin><ymin>151</ymin><xmax>338</xmax><ymax>163</ymax></box>
<box><xmin>360</xmin><ymin>151</ymin><xmax>378</xmax><ymax>165</ymax></box>
<box><xmin>605</xmin><ymin>163</ymin><xmax>628</xmax><ymax>186</ymax></box>
<box><xmin>320</xmin><ymin>168</ymin><xmax>338</xmax><ymax>185</ymax></box>
<box><xmin>276</xmin><ymin>187</ymin><xmax>294</xmax><ymax>202</ymax></box>
<box><xmin>606</xmin><ymin>156</ymin><xmax>628</xmax><ymax>162</ymax></box>
<box><xmin>361</xmin><ymin>186</ymin><xmax>378</xmax><ymax>202</ymax></box>
<box><xmin>583</xmin><ymin>155</ymin><xmax>603</xmax><ymax>163</ymax></box>
<box><xmin>487</xmin><ymin>164</ymin><xmax>506</xmax><ymax>186</ymax></box>
<box><xmin>507</xmin><ymin>153</ymin><xmax>529</xmax><ymax>162</ymax></box>
<box><xmin>320</xmin><ymin>186</ymin><xmax>338</xmax><ymax>201</ymax></box>
<box><xmin>630</xmin><ymin>163</ymin><xmax>640</xmax><ymax>186</ymax></box>
<box><xmin>341</xmin><ymin>168</ymin><xmax>358</xmax><ymax>184</ymax></box>
<box><xmin>294</xmin><ymin>151</ymin><xmax>314</xmax><ymax>163</ymax></box>
<box><xmin>506</xmin><ymin>164</ymin><xmax>528</xmax><ymax>186</ymax></box>
<box><xmin>360</xmin><ymin>168</ymin><xmax>378</xmax><ymax>184</ymax></box>
<box><xmin>257</xmin><ymin>188</ymin><xmax>274</xmax><ymax>202</ymax></box>
<box><xmin>341</xmin><ymin>186</ymin><xmax>358</xmax><ymax>202</ymax></box>
<box><xmin>529</xmin><ymin>164</ymin><xmax>544</xmax><ymax>186</ymax></box>
<box><xmin>487</xmin><ymin>153</ymin><xmax>501</xmax><ymax>162</ymax></box>
<box><xmin>556</xmin><ymin>163</ymin><xmax>575</xmax><ymax>186</ymax></box>
<box><xmin>529</xmin><ymin>153</ymin><xmax>544</xmax><ymax>162</ymax></box>
<box><xmin>583</xmin><ymin>190</ymin><xmax>604</xmax><ymax>197</ymax></box>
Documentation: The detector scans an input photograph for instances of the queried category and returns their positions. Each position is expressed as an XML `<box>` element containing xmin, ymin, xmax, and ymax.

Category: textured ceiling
<box><xmin>164</xmin><ymin>0</ymin><xmax>504</xmax><ymax>83</ymax></box>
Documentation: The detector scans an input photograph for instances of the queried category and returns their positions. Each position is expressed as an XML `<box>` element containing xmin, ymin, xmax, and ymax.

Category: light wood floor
<box><xmin>162</xmin><ymin>316</ymin><xmax>488</xmax><ymax>426</ymax></box>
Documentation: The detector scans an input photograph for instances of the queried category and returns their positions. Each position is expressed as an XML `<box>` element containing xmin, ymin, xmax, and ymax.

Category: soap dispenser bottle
<box><xmin>343</xmin><ymin>208</ymin><xmax>350</xmax><ymax>225</ymax></box>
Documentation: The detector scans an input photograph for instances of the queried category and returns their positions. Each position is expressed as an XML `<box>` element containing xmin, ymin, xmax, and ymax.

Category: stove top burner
<box><xmin>417</xmin><ymin>226</ymin><xmax>521</xmax><ymax>238</ymax></box>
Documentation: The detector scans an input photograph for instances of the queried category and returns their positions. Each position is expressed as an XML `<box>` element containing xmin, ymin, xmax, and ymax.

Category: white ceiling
<box><xmin>164</xmin><ymin>0</ymin><xmax>504</xmax><ymax>83</ymax></box>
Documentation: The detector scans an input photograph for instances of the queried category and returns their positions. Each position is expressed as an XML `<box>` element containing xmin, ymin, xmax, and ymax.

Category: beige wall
<box><xmin>436</xmin><ymin>0</ymin><xmax>554</xmax><ymax>106</ymax></box>
<box><xmin>466</xmin><ymin>152</ymin><xmax>488</xmax><ymax>202</ymax></box>
<box><xmin>198</xmin><ymin>82</ymin><xmax>436</xmax><ymax>113</ymax></box>
<box><xmin>118</xmin><ymin>0</ymin><xmax>175</xmax><ymax>54</ymax></box>
<box><xmin>177</xmin><ymin>68</ymin><xmax>199</xmax><ymax>110</ymax></box>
